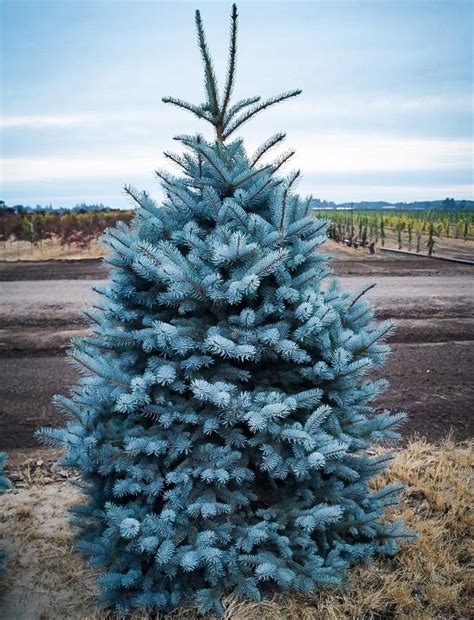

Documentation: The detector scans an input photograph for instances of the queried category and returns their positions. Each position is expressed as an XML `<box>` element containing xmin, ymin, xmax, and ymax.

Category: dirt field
<box><xmin>0</xmin><ymin>249</ymin><xmax>472</xmax><ymax>449</ymax></box>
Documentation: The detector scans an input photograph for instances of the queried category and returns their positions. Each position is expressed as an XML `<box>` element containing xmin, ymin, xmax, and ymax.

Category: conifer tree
<box><xmin>40</xmin><ymin>4</ymin><xmax>414</xmax><ymax>615</ymax></box>
<box><xmin>0</xmin><ymin>452</ymin><xmax>11</xmax><ymax>571</ymax></box>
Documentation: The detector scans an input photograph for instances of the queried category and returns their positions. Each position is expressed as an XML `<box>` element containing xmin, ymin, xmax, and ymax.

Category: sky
<box><xmin>1</xmin><ymin>0</ymin><xmax>473</xmax><ymax>208</ymax></box>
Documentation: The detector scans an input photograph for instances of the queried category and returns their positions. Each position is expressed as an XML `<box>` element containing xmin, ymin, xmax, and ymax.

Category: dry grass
<box><xmin>0</xmin><ymin>437</ymin><xmax>472</xmax><ymax>619</ymax></box>
<box><xmin>0</xmin><ymin>238</ymin><xmax>360</xmax><ymax>263</ymax></box>
<box><xmin>2</xmin><ymin>226</ymin><xmax>473</xmax><ymax>263</ymax></box>
<box><xmin>0</xmin><ymin>238</ymin><xmax>107</xmax><ymax>261</ymax></box>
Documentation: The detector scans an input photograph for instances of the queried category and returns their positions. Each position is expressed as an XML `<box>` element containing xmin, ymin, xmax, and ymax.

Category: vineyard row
<box><xmin>0</xmin><ymin>207</ymin><xmax>473</xmax><ymax>257</ymax></box>
<box><xmin>314</xmin><ymin>209</ymin><xmax>474</xmax><ymax>255</ymax></box>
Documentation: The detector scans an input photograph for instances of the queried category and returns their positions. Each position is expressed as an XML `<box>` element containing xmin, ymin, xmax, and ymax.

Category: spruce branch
<box><xmin>196</xmin><ymin>134</ymin><xmax>203</xmax><ymax>179</ymax></box>
<box><xmin>348</xmin><ymin>283</ymin><xmax>377</xmax><ymax>309</ymax></box>
<box><xmin>232</xmin><ymin>164</ymin><xmax>273</xmax><ymax>189</ymax></box>
<box><xmin>174</xmin><ymin>136</ymin><xmax>231</xmax><ymax>184</ymax></box>
<box><xmin>271</xmin><ymin>149</ymin><xmax>296</xmax><ymax>174</ymax></box>
<box><xmin>280</xmin><ymin>170</ymin><xmax>301</xmax><ymax>231</ymax></box>
<box><xmin>223</xmin><ymin>90</ymin><xmax>302</xmax><ymax>140</ymax></box>
<box><xmin>285</xmin><ymin>169</ymin><xmax>301</xmax><ymax>192</ymax></box>
<box><xmin>224</xmin><ymin>96</ymin><xmax>261</xmax><ymax>124</ymax></box>
<box><xmin>246</xmin><ymin>175</ymin><xmax>280</xmax><ymax>205</ymax></box>
<box><xmin>163</xmin><ymin>151</ymin><xmax>191</xmax><ymax>175</ymax></box>
<box><xmin>251</xmin><ymin>133</ymin><xmax>286</xmax><ymax>167</ymax></box>
<box><xmin>123</xmin><ymin>184</ymin><xmax>145</xmax><ymax>208</ymax></box>
<box><xmin>161</xmin><ymin>97</ymin><xmax>212</xmax><ymax>122</ymax></box>
<box><xmin>123</xmin><ymin>185</ymin><xmax>161</xmax><ymax>217</ymax></box>
<box><xmin>361</xmin><ymin>320</ymin><xmax>396</xmax><ymax>350</ymax></box>
<box><xmin>303</xmin><ymin>194</ymin><xmax>313</xmax><ymax>216</ymax></box>
<box><xmin>195</xmin><ymin>9</ymin><xmax>220</xmax><ymax>118</ymax></box>
<box><xmin>221</xmin><ymin>4</ymin><xmax>238</xmax><ymax>119</ymax></box>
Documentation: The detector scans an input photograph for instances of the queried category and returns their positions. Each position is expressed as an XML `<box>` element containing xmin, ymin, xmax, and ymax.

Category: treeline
<box><xmin>317</xmin><ymin>209</ymin><xmax>474</xmax><ymax>255</ymax></box>
<box><xmin>0</xmin><ymin>205</ymin><xmax>133</xmax><ymax>250</ymax></box>
<box><xmin>0</xmin><ymin>201</ymin><xmax>119</xmax><ymax>214</ymax></box>
<box><xmin>310</xmin><ymin>197</ymin><xmax>474</xmax><ymax>211</ymax></box>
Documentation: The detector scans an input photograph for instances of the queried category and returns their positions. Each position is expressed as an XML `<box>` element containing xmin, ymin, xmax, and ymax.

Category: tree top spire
<box><xmin>162</xmin><ymin>3</ymin><xmax>301</xmax><ymax>142</ymax></box>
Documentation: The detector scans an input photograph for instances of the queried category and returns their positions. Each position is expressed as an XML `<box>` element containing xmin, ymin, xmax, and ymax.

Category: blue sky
<box><xmin>1</xmin><ymin>0</ymin><xmax>473</xmax><ymax>208</ymax></box>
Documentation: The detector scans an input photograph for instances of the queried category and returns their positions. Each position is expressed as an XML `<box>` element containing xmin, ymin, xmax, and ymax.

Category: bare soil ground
<box><xmin>0</xmin><ymin>341</ymin><xmax>472</xmax><ymax>450</ymax></box>
<box><xmin>0</xmin><ymin>438</ymin><xmax>472</xmax><ymax>619</ymax></box>
<box><xmin>0</xmin><ymin>250</ymin><xmax>473</xmax><ymax>449</ymax></box>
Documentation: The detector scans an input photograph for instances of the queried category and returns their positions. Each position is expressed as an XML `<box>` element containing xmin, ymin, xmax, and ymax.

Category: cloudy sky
<box><xmin>1</xmin><ymin>0</ymin><xmax>473</xmax><ymax>208</ymax></box>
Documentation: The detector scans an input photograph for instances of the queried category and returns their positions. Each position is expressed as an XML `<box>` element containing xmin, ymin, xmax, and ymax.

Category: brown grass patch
<box><xmin>0</xmin><ymin>437</ymin><xmax>472</xmax><ymax>619</ymax></box>
<box><xmin>0</xmin><ymin>238</ymin><xmax>363</xmax><ymax>262</ymax></box>
<box><xmin>1</xmin><ymin>238</ymin><xmax>107</xmax><ymax>261</ymax></box>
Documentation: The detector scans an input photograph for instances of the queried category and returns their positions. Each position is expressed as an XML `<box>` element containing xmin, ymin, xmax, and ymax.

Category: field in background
<box><xmin>0</xmin><ymin>237</ymin><xmax>369</xmax><ymax>262</ymax></box>
<box><xmin>315</xmin><ymin>209</ymin><xmax>474</xmax><ymax>261</ymax></box>
<box><xmin>0</xmin><ymin>208</ymin><xmax>133</xmax><ymax>261</ymax></box>
<box><xmin>1</xmin><ymin>207</ymin><xmax>474</xmax><ymax>261</ymax></box>
<box><xmin>0</xmin><ymin>237</ymin><xmax>107</xmax><ymax>261</ymax></box>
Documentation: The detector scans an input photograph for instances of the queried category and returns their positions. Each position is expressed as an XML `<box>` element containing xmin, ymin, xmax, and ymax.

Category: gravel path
<box><xmin>1</xmin><ymin>274</ymin><xmax>473</xmax><ymax>328</ymax></box>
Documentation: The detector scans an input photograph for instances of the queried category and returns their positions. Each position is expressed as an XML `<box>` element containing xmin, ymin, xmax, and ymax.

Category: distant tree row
<box><xmin>0</xmin><ymin>200</ymin><xmax>117</xmax><ymax>214</ymax></box>
<box><xmin>0</xmin><ymin>204</ymin><xmax>133</xmax><ymax>252</ymax></box>
<box><xmin>310</xmin><ymin>197</ymin><xmax>474</xmax><ymax>211</ymax></box>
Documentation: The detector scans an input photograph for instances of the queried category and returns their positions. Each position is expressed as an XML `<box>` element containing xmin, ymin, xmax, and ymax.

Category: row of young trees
<box><xmin>3</xmin><ymin>205</ymin><xmax>471</xmax><ymax>257</ymax></box>
<box><xmin>318</xmin><ymin>209</ymin><xmax>473</xmax><ymax>255</ymax></box>
<box><xmin>0</xmin><ymin>207</ymin><xmax>134</xmax><ymax>253</ymax></box>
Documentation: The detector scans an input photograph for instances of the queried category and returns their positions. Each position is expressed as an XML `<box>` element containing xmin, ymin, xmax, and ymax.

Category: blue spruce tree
<box><xmin>40</xmin><ymin>4</ymin><xmax>414</xmax><ymax>615</ymax></box>
<box><xmin>0</xmin><ymin>452</ymin><xmax>11</xmax><ymax>572</ymax></box>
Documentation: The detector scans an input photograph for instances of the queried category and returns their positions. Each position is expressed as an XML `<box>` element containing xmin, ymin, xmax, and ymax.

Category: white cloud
<box><xmin>1</xmin><ymin>155</ymin><xmax>158</xmax><ymax>182</ymax></box>
<box><xmin>291</xmin><ymin>133</ymin><xmax>473</xmax><ymax>174</ymax></box>
<box><xmin>289</xmin><ymin>94</ymin><xmax>473</xmax><ymax>118</ymax></box>
<box><xmin>2</xmin><ymin>93</ymin><xmax>471</xmax><ymax>131</ymax></box>
<box><xmin>244</xmin><ymin>132</ymin><xmax>473</xmax><ymax>175</ymax></box>
<box><xmin>0</xmin><ymin>114</ymin><xmax>97</xmax><ymax>129</ymax></box>
<box><xmin>1</xmin><ymin>133</ymin><xmax>472</xmax><ymax>188</ymax></box>
<box><xmin>298</xmin><ymin>184</ymin><xmax>474</xmax><ymax>203</ymax></box>
<box><xmin>0</xmin><ymin>111</ymin><xmax>148</xmax><ymax>129</ymax></box>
